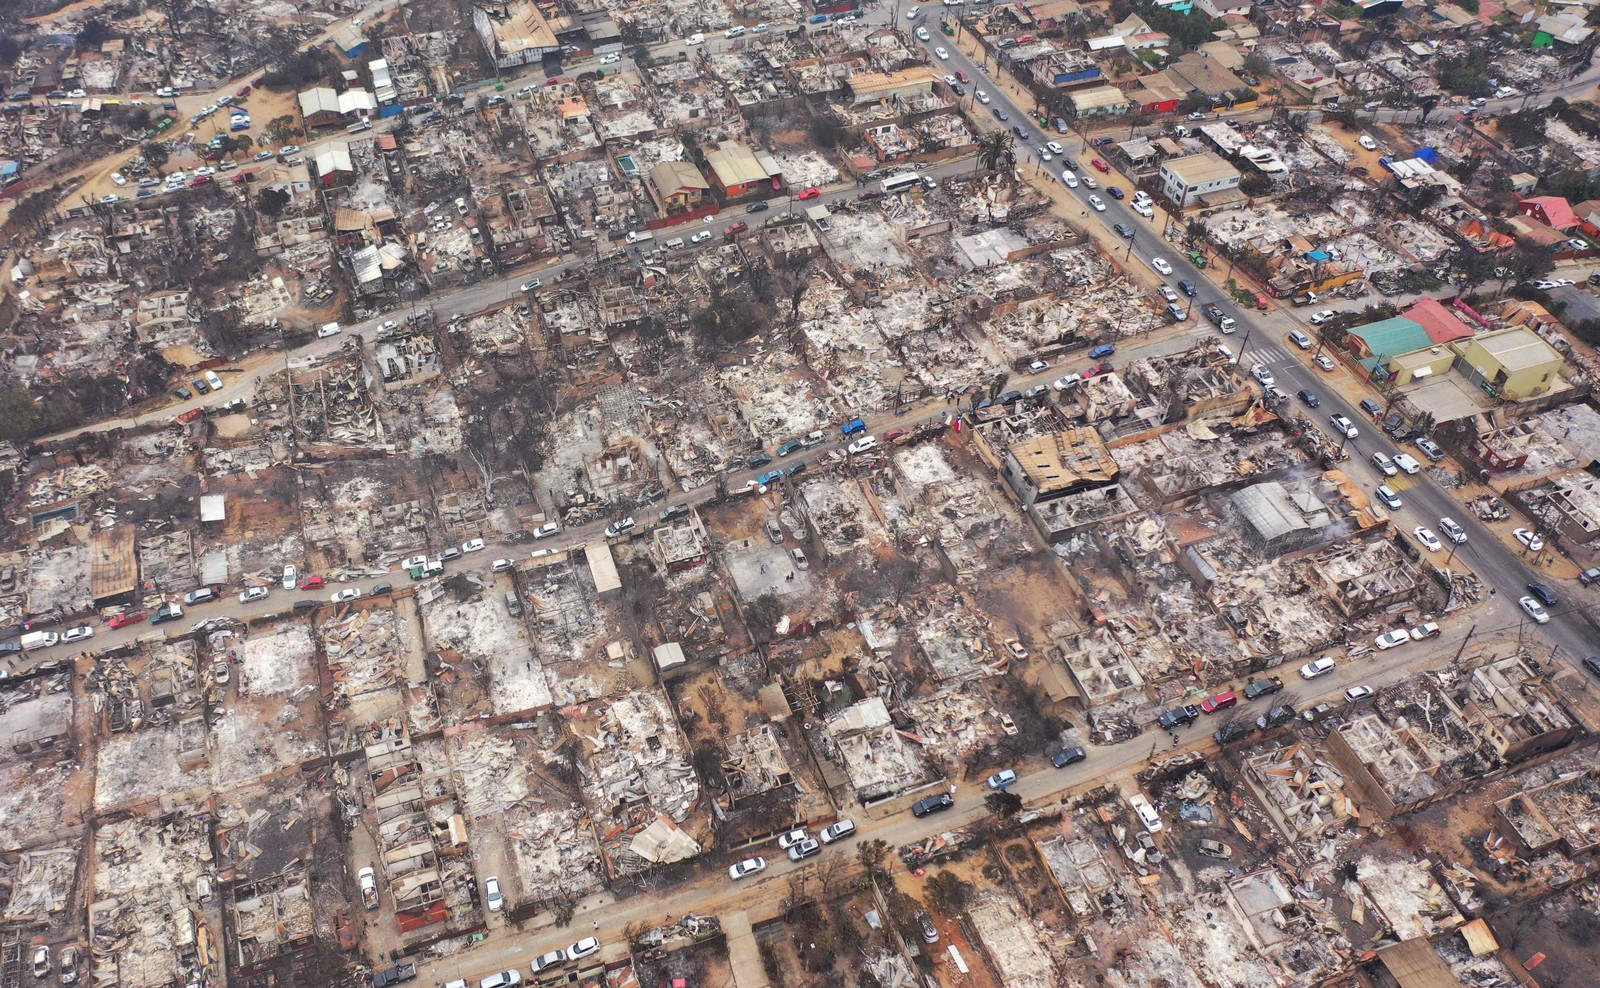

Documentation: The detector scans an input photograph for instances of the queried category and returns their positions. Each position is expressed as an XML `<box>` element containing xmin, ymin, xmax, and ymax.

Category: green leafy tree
<box><xmin>1436</xmin><ymin>48</ymin><xmax>1490</xmax><ymax>95</ymax></box>
<box><xmin>1508</xmin><ymin>237</ymin><xmax>1557</xmax><ymax>284</ymax></box>
<box><xmin>1178</xmin><ymin>92</ymin><xmax>1212</xmax><ymax>115</ymax></box>
<box><xmin>744</xmin><ymin>593</ymin><xmax>784</xmax><ymax>637</ymax></box>
<box><xmin>0</xmin><ymin>379</ymin><xmax>84</xmax><ymax>443</ymax></box>
<box><xmin>256</xmin><ymin>187</ymin><xmax>291</xmax><ymax>217</ymax></box>
<box><xmin>855</xmin><ymin>838</ymin><xmax>890</xmax><ymax>875</ymax></box>
<box><xmin>1497</xmin><ymin>109</ymin><xmax>1547</xmax><ymax>149</ymax></box>
<box><xmin>924</xmin><ymin>871</ymin><xmax>974</xmax><ymax>912</ymax></box>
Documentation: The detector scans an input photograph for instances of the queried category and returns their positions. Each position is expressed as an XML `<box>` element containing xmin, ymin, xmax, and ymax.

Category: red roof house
<box><xmin>1518</xmin><ymin>195</ymin><xmax>1578</xmax><ymax>231</ymax></box>
<box><xmin>1403</xmin><ymin>298</ymin><xmax>1477</xmax><ymax>345</ymax></box>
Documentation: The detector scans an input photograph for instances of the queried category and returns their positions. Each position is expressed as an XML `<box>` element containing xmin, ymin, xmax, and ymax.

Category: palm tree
<box><xmin>977</xmin><ymin>132</ymin><xmax>1014</xmax><ymax>172</ymax></box>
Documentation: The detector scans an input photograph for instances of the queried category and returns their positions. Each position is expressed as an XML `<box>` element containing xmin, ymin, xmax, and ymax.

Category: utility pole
<box><xmin>1451</xmin><ymin>623</ymin><xmax>1475</xmax><ymax>663</ymax></box>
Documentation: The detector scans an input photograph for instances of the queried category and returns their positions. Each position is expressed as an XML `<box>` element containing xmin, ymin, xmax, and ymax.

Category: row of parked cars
<box><xmin>728</xmin><ymin>817</ymin><xmax>859</xmax><ymax>882</ymax></box>
<box><xmin>442</xmin><ymin>934</ymin><xmax>603</xmax><ymax>988</ymax></box>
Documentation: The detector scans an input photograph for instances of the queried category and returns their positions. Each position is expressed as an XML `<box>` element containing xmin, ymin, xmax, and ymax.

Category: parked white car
<box><xmin>1374</xmin><ymin>629</ymin><xmax>1410</xmax><ymax>650</ymax></box>
<box><xmin>1299</xmin><ymin>657</ymin><xmax>1336</xmax><ymax>679</ymax></box>
<box><xmin>728</xmin><ymin>857</ymin><xmax>767</xmax><ymax>880</ymax></box>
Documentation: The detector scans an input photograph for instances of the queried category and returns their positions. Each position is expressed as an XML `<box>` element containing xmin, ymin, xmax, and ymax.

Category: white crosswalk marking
<box><xmin>1244</xmin><ymin>345</ymin><xmax>1287</xmax><ymax>364</ymax></box>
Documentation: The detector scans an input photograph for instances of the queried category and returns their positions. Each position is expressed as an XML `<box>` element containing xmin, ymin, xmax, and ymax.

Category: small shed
<box><xmin>199</xmin><ymin>495</ymin><xmax>226</xmax><ymax>524</ymax></box>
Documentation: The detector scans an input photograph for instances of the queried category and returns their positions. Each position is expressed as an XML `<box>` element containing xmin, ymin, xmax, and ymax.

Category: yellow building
<box><xmin>1457</xmin><ymin>327</ymin><xmax>1564</xmax><ymax>399</ymax></box>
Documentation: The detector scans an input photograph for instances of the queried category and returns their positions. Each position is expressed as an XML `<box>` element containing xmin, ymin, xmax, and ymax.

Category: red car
<box><xmin>884</xmin><ymin>428</ymin><xmax>910</xmax><ymax>444</ymax></box>
<box><xmin>190</xmin><ymin>176</ymin><xmax>213</xmax><ymax>186</ymax></box>
<box><xmin>1200</xmin><ymin>691</ymin><xmax>1238</xmax><ymax>713</ymax></box>
<box><xmin>724</xmin><ymin>221</ymin><xmax>748</xmax><ymax>236</ymax></box>
<box><xmin>1084</xmin><ymin>362</ymin><xmax>1113</xmax><ymax>378</ymax></box>
<box><xmin>955</xmin><ymin>70</ymin><xmax>970</xmax><ymax>83</ymax></box>
<box><xmin>236</xmin><ymin>85</ymin><xmax>253</xmax><ymax>97</ymax></box>
<box><xmin>1091</xmin><ymin>158</ymin><xmax>1111</xmax><ymax>173</ymax></box>
<box><xmin>108</xmin><ymin>611</ymin><xmax>147</xmax><ymax>629</ymax></box>
<box><xmin>298</xmin><ymin>575</ymin><xmax>325</xmax><ymax>590</ymax></box>
<box><xmin>798</xmin><ymin>187</ymin><xmax>821</xmax><ymax>200</ymax></box>
<box><xmin>1017</xmin><ymin>33</ymin><xmax>1036</xmax><ymax>43</ymax></box>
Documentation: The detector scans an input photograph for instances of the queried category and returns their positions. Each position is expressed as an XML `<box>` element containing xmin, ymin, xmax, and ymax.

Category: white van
<box><xmin>20</xmin><ymin>631</ymin><xmax>59</xmax><ymax>650</ymax></box>
<box><xmin>664</xmin><ymin>237</ymin><xmax>685</xmax><ymax>249</ymax></box>
<box><xmin>1438</xmin><ymin>517</ymin><xmax>1467</xmax><ymax>543</ymax></box>
<box><xmin>318</xmin><ymin>322</ymin><xmax>342</xmax><ymax>338</ymax></box>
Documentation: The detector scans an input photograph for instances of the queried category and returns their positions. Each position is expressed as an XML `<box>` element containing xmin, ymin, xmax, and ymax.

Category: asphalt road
<box><xmin>17</xmin><ymin>8</ymin><xmax>1600</xmax><ymax>981</ymax></box>
<box><xmin>35</xmin><ymin>9</ymin><xmax>1597</xmax><ymax>672</ymax></box>
<box><xmin>900</xmin><ymin>16</ymin><xmax>1600</xmax><ymax>670</ymax></box>
<box><xmin>413</xmin><ymin>606</ymin><xmax>1468</xmax><ymax>988</ymax></box>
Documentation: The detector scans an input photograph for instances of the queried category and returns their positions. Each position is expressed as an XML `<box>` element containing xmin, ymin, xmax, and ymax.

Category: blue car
<box><xmin>757</xmin><ymin>469</ymin><xmax>784</xmax><ymax>485</ymax></box>
<box><xmin>1107</xmin><ymin>187</ymin><xmax>1125</xmax><ymax>200</ymax></box>
<box><xmin>841</xmin><ymin>418</ymin><xmax>867</xmax><ymax>436</ymax></box>
<box><xmin>1088</xmin><ymin>344</ymin><xmax>1117</xmax><ymax>359</ymax></box>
